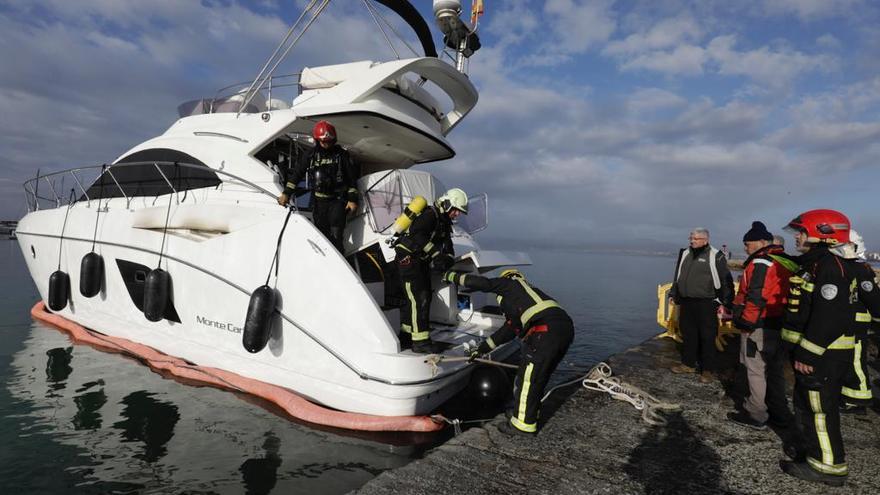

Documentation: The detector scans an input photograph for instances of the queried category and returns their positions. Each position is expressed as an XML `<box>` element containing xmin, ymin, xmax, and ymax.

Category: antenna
<box><xmin>433</xmin><ymin>1</ymin><xmax>482</xmax><ymax>74</ymax></box>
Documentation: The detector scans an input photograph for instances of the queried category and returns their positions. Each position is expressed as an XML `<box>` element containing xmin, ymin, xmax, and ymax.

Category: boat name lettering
<box><xmin>196</xmin><ymin>315</ymin><xmax>242</xmax><ymax>334</ymax></box>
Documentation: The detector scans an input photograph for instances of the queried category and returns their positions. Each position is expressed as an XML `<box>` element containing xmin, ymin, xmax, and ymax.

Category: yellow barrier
<box><xmin>657</xmin><ymin>282</ymin><xmax>740</xmax><ymax>352</ymax></box>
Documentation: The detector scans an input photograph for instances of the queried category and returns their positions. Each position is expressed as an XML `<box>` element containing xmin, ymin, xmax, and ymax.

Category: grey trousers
<box><xmin>739</xmin><ymin>328</ymin><xmax>791</xmax><ymax>423</ymax></box>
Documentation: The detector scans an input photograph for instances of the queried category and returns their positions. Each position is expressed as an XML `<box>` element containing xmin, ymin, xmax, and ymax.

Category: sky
<box><xmin>1</xmin><ymin>0</ymin><xmax>879</xmax><ymax>252</ymax></box>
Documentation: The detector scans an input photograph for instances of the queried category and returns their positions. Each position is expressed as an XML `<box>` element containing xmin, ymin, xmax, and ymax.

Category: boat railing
<box><xmin>211</xmin><ymin>73</ymin><xmax>302</xmax><ymax>113</ymax></box>
<box><xmin>23</xmin><ymin>161</ymin><xmax>280</xmax><ymax>212</ymax></box>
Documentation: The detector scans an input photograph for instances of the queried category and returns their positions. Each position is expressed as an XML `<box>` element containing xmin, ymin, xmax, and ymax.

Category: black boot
<box><xmin>411</xmin><ymin>339</ymin><xmax>440</xmax><ymax>354</ymax></box>
<box><xmin>780</xmin><ymin>461</ymin><xmax>846</xmax><ymax>487</ymax></box>
<box><xmin>397</xmin><ymin>332</ymin><xmax>412</xmax><ymax>350</ymax></box>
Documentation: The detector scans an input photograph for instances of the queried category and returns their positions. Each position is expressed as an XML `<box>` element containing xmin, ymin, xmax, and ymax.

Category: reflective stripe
<box><xmin>781</xmin><ymin>329</ymin><xmax>803</xmax><ymax>344</ymax></box>
<box><xmin>496</xmin><ymin>295</ymin><xmax>503</xmax><ymax>304</ymax></box>
<box><xmin>790</xmin><ymin>288</ymin><xmax>801</xmax><ymax>296</ymax></box>
<box><xmin>401</xmin><ymin>323</ymin><xmax>412</xmax><ymax>333</ymax></box>
<box><xmin>855</xmin><ymin>312</ymin><xmax>871</xmax><ymax>322</ymax></box>
<box><xmin>787</xmin><ymin>308</ymin><xmax>799</xmax><ymax>313</ymax></box>
<box><xmin>826</xmin><ymin>335</ymin><xmax>855</xmax><ymax>350</ymax></box>
<box><xmin>486</xmin><ymin>337</ymin><xmax>496</xmax><ymax>349</ymax></box>
<box><xmin>809</xmin><ymin>391</ymin><xmax>835</xmax><ymax>466</ymax></box>
<box><xmin>423</xmin><ymin>241</ymin><xmax>434</xmax><ymax>253</ymax></box>
<box><xmin>807</xmin><ymin>457</ymin><xmax>848</xmax><ymax>476</ymax></box>
<box><xmin>405</xmin><ymin>282</ymin><xmax>429</xmax><ymax>340</ymax></box>
<box><xmin>397</xmin><ymin>244</ymin><xmax>413</xmax><ymax>253</ymax></box>
<box><xmin>753</xmin><ymin>259</ymin><xmax>773</xmax><ymax>267</ymax></box>
<box><xmin>845</xmin><ymin>340</ymin><xmax>872</xmax><ymax>399</ymax></box>
<box><xmin>314</xmin><ymin>191</ymin><xmax>335</xmax><ymax>198</ymax></box>
<box><xmin>516</xmin><ymin>278</ymin><xmax>561</xmax><ymax>327</ymax></box>
<box><xmin>285</xmin><ymin>182</ymin><xmax>296</xmax><ymax>189</ymax></box>
<box><xmin>789</xmin><ymin>299</ymin><xmax>800</xmax><ymax>306</ymax></box>
<box><xmin>510</xmin><ymin>416</ymin><xmax>537</xmax><ymax>433</ymax></box>
<box><xmin>799</xmin><ymin>338</ymin><xmax>826</xmax><ymax>356</ymax></box>
<box><xmin>802</xmin><ymin>282</ymin><xmax>814</xmax><ymax>292</ymax></box>
<box><xmin>459</xmin><ymin>274</ymin><xmax>468</xmax><ymax>285</ymax></box>
<box><xmin>516</xmin><ymin>363</ymin><xmax>534</xmax><ymax>427</ymax></box>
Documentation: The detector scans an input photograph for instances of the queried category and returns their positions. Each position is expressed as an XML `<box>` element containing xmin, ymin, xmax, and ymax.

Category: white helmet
<box><xmin>438</xmin><ymin>188</ymin><xmax>468</xmax><ymax>214</ymax></box>
<box><xmin>850</xmin><ymin>229</ymin><xmax>866</xmax><ymax>260</ymax></box>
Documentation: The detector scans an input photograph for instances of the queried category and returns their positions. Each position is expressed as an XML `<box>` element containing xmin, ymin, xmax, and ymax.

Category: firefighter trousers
<box><xmin>313</xmin><ymin>197</ymin><xmax>347</xmax><ymax>253</ymax></box>
<box><xmin>510</xmin><ymin>315</ymin><xmax>574</xmax><ymax>433</ymax></box>
<box><xmin>397</xmin><ymin>257</ymin><xmax>431</xmax><ymax>342</ymax></box>
<box><xmin>841</xmin><ymin>334</ymin><xmax>873</xmax><ymax>406</ymax></box>
<box><xmin>793</xmin><ymin>349</ymin><xmax>852</xmax><ymax>477</ymax></box>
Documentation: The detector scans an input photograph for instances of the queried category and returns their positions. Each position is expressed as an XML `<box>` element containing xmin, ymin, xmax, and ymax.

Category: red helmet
<box><xmin>312</xmin><ymin>120</ymin><xmax>336</xmax><ymax>144</ymax></box>
<box><xmin>784</xmin><ymin>209</ymin><xmax>850</xmax><ymax>244</ymax></box>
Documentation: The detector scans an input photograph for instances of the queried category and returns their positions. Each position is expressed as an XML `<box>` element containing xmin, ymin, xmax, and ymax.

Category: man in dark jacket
<box><xmin>394</xmin><ymin>188</ymin><xmax>468</xmax><ymax>354</ymax></box>
<box><xmin>779</xmin><ymin>209</ymin><xmax>858</xmax><ymax>486</ymax></box>
<box><xmin>444</xmin><ymin>268</ymin><xmax>573</xmax><ymax>435</ymax></box>
<box><xmin>669</xmin><ymin>228</ymin><xmax>735</xmax><ymax>382</ymax></box>
<box><xmin>278</xmin><ymin>120</ymin><xmax>359</xmax><ymax>253</ymax></box>
<box><xmin>728</xmin><ymin>221</ymin><xmax>797</xmax><ymax>430</ymax></box>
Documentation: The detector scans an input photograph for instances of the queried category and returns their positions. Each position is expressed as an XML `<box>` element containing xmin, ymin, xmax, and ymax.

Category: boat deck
<box><xmin>355</xmin><ymin>336</ymin><xmax>880</xmax><ymax>494</ymax></box>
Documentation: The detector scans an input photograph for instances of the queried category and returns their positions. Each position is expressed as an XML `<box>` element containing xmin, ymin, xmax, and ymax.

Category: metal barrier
<box><xmin>23</xmin><ymin>161</ymin><xmax>281</xmax><ymax>212</ymax></box>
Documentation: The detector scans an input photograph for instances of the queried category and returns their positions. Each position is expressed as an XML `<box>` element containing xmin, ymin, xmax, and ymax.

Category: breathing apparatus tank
<box><xmin>391</xmin><ymin>196</ymin><xmax>428</xmax><ymax>235</ymax></box>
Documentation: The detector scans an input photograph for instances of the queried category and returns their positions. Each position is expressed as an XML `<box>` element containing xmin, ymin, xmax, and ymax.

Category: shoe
<box><xmin>411</xmin><ymin>340</ymin><xmax>441</xmax><ymax>354</ymax></box>
<box><xmin>397</xmin><ymin>332</ymin><xmax>412</xmax><ymax>350</ymax></box>
<box><xmin>670</xmin><ymin>364</ymin><xmax>697</xmax><ymax>374</ymax></box>
<box><xmin>698</xmin><ymin>371</ymin><xmax>715</xmax><ymax>383</ymax></box>
<box><xmin>783</xmin><ymin>442</ymin><xmax>806</xmax><ymax>462</ymax></box>
<box><xmin>727</xmin><ymin>411</ymin><xmax>767</xmax><ymax>431</ymax></box>
<box><xmin>780</xmin><ymin>461</ymin><xmax>846</xmax><ymax>487</ymax></box>
<box><xmin>840</xmin><ymin>404</ymin><xmax>867</xmax><ymax>415</ymax></box>
<box><xmin>497</xmin><ymin>419</ymin><xmax>535</xmax><ymax>436</ymax></box>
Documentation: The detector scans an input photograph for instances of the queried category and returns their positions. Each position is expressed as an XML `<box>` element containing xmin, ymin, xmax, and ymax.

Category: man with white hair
<box><xmin>669</xmin><ymin>228</ymin><xmax>735</xmax><ymax>382</ymax></box>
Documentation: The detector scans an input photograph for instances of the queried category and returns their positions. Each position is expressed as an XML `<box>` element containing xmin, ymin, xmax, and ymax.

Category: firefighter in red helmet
<box><xmin>278</xmin><ymin>120</ymin><xmax>359</xmax><ymax>252</ymax></box>
<box><xmin>779</xmin><ymin>209</ymin><xmax>859</xmax><ymax>486</ymax></box>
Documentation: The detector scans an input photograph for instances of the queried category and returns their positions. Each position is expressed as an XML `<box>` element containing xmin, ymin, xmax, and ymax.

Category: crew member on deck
<box><xmin>394</xmin><ymin>188</ymin><xmax>468</xmax><ymax>354</ymax></box>
<box><xmin>444</xmin><ymin>268</ymin><xmax>574</xmax><ymax>435</ymax></box>
<box><xmin>277</xmin><ymin>120</ymin><xmax>359</xmax><ymax>253</ymax></box>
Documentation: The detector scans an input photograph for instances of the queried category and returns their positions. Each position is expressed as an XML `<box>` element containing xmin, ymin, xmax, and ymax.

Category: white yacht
<box><xmin>16</xmin><ymin>0</ymin><xmax>529</xmax><ymax>418</ymax></box>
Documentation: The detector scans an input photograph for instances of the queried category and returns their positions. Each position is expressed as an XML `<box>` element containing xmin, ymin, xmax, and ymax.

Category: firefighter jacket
<box><xmin>444</xmin><ymin>272</ymin><xmax>568</xmax><ymax>349</ymax></box>
<box><xmin>853</xmin><ymin>260</ymin><xmax>880</xmax><ymax>336</ymax></box>
<box><xmin>732</xmin><ymin>245</ymin><xmax>798</xmax><ymax>331</ymax></box>
<box><xmin>395</xmin><ymin>205</ymin><xmax>454</xmax><ymax>270</ymax></box>
<box><xmin>670</xmin><ymin>245</ymin><xmax>735</xmax><ymax>307</ymax></box>
<box><xmin>282</xmin><ymin>144</ymin><xmax>359</xmax><ymax>203</ymax></box>
<box><xmin>781</xmin><ymin>246</ymin><xmax>860</xmax><ymax>367</ymax></box>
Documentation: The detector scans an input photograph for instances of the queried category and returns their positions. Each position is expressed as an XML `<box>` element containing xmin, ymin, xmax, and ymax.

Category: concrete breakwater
<box><xmin>354</xmin><ymin>336</ymin><xmax>879</xmax><ymax>495</ymax></box>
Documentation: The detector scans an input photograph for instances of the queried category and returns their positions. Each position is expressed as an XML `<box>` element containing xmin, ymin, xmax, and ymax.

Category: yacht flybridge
<box><xmin>16</xmin><ymin>0</ymin><xmax>530</xmax><ymax>418</ymax></box>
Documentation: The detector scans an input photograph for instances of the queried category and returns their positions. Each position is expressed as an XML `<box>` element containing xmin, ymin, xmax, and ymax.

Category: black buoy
<box><xmin>143</xmin><ymin>268</ymin><xmax>170</xmax><ymax>322</ymax></box>
<box><xmin>47</xmin><ymin>270</ymin><xmax>71</xmax><ymax>311</ymax></box>
<box><xmin>242</xmin><ymin>285</ymin><xmax>278</xmax><ymax>353</ymax></box>
<box><xmin>79</xmin><ymin>252</ymin><xmax>104</xmax><ymax>298</ymax></box>
<box><xmin>466</xmin><ymin>364</ymin><xmax>511</xmax><ymax>405</ymax></box>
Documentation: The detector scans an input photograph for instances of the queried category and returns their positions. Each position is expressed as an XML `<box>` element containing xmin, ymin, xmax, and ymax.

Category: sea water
<box><xmin>0</xmin><ymin>240</ymin><xmax>671</xmax><ymax>494</ymax></box>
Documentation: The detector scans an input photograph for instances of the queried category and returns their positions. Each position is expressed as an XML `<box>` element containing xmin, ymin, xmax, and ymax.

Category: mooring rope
<box><xmin>571</xmin><ymin>362</ymin><xmax>681</xmax><ymax>425</ymax></box>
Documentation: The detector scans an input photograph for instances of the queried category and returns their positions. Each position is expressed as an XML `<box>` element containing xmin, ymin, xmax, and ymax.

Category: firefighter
<box><xmin>835</xmin><ymin>230</ymin><xmax>880</xmax><ymax>414</ymax></box>
<box><xmin>277</xmin><ymin>120</ymin><xmax>359</xmax><ymax>253</ymax></box>
<box><xmin>394</xmin><ymin>188</ymin><xmax>468</xmax><ymax>354</ymax></box>
<box><xmin>444</xmin><ymin>268</ymin><xmax>574</xmax><ymax>435</ymax></box>
<box><xmin>778</xmin><ymin>209</ymin><xmax>858</xmax><ymax>486</ymax></box>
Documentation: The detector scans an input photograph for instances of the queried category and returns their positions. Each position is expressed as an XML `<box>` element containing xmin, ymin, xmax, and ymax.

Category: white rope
<box><xmin>577</xmin><ymin>362</ymin><xmax>681</xmax><ymax>425</ymax></box>
<box><xmin>424</xmin><ymin>354</ymin><xmax>519</xmax><ymax>376</ymax></box>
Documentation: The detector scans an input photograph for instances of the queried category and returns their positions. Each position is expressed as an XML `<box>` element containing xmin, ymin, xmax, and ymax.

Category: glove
<box><xmin>431</xmin><ymin>254</ymin><xmax>454</xmax><ymax>273</ymax></box>
<box><xmin>468</xmin><ymin>340</ymin><xmax>491</xmax><ymax>362</ymax></box>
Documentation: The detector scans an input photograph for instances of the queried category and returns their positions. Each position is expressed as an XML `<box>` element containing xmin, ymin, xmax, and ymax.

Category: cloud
<box><xmin>706</xmin><ymin>35</ymin><xmax>838</xmax><ymax>87</ymax></box>
<box><xmin>762</xmin><ymin>0</ymin><xmax>868</xmax><ymax>21</ymax></box>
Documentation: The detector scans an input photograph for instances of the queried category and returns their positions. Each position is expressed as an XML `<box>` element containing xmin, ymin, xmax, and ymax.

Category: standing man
<box><xmin>444</xmin><ymin>268</ymin><xmax>574</xmax><ymax>435</ymax></box>
<box><xmin>394</xmin><ymin>188</ymin><xmax>468</xmax><ymax>354</ymax></box>
<box><xmin>669</xmin><ymin>228</ymin><xmax>735</xmax><ymax>382</ymax></box>
<box><xmin>779</xmin><ymin>209</ymin><xmax>857</xmax><ymax>486</ymax></box>
<box><xmin>835</xmin><ymin>230</ymin><xmax>880</xmax><ymax>414</ymax></box>
<box><xmin>727</xmin><ymin>222</ymin><xmax>797</xmax><ymax>430</ymax></box>
<box><xmin>278</xmin><ymin>120</ymin><xmax>359</xmax><ymax>253</ymax></box>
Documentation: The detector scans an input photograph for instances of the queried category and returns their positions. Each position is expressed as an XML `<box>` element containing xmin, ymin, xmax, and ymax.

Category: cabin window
<box><xmin>82</xmin><ymin>148</ymin><xmax>220</xmax><ymax>200</ymax></box>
